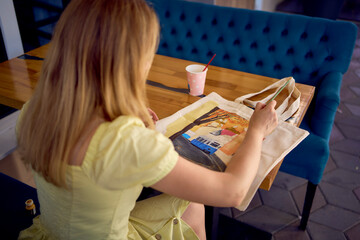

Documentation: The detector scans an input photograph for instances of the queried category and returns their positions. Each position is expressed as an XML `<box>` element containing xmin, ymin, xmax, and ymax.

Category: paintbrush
<box><xmin>266</xmin><ymin>78</ymin><xmax>291</xmax><ymax>105</ymax></box>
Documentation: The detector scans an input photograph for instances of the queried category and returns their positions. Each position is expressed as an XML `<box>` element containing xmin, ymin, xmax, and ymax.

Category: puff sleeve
<box><xmin>89</xmin><ymin>116</ymin><xmax>179</xmax><ymax>190</ymax></box>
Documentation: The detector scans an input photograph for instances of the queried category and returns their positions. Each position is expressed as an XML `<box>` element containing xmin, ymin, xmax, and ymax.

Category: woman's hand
<box><xmin>148</xmin><ymin>108</ymin><xmax>159</xmax><ymax>123</ymax></box>
<box><xmin>248</xmin><ymin>101</ymin><xmax>278</xmax><ymax>138</ymax></box>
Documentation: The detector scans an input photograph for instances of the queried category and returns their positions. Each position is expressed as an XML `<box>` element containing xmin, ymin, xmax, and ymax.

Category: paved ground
<box><xmin>219</xmin><ymin>23</ymin><xmax>360</xmax><ymax>240</ymax></box>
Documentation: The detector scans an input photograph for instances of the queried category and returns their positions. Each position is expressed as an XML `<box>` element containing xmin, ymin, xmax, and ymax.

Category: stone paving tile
<box><xmin>307</xmin><ymin>221</ymin><xmax>347</xmax><ymax>240</ymax></box>
<box><xmin>330</xmin><ymin>150</ymin><xmax>360</xmax><ymax>173</ymax></box>
<box><xmin>353</xmin><ymin>37</ymin><xmax>360</xmax><ymax>48</ymax></box>
<box><xmin>291</xmin><ymin>183</ymin><xmax>327</xmax><ymax>214</ymax></box>
<box><xmin>337</xmin><ymin>123</ymin><xmax>360</xmax><ymax>141</ymax></box>
<box><xmin>340</xmin><ymin>79</ymin><xmax>360</xmax><ymax>95</ymax></box>
<box><xmin>319</xmin><ymin>181</ymin><xmax>360</xmax><ymax>213</ymax></box>
<box><xmin>309</xmin><ymin>205</ymin><xmax>360</xmax><ymax>231</ymax></box>
<box><xmin>355</xmin><ymin>187</ymin><xmax>360</xmax><ymax>201</ymax></box>
<box><xmin>330</xmin><ymin>123</ymin><xmax>345</xmax><ymax>145</ymax></box>
<box><xmin>356</xmin><ymin>34</ymin><xmax>360</xmax><ymax>45</ymax></box>
<box><xmin>348</xmin><ymin>80</ymin><xmax>360</xmax><ymax>88</ymax></box>
<box><xmin>341</xmin><ymin>81</ymin><xmax>360</xmax><ymax>104</ymax></box>
<box><xmin>323</xmin><ymin>156</ymin><xmax>337</xmax><ymax>174</ymax></box>
<box><xmin>345</xmin><ymin>59</ymin><xmax>359</xmax><ymax>70</ymax></box>
<box><xmin>353</xmin><ymin>49</ymin><xmax>360</xmax><ymax>60</ymax></box>
<box><xmin>350</xmin><ymin>46</ymin><xmax>359</xmax><ymax>57</ymax></box>
<box><xmin>335</xmin><ymin>103</ymin><xmax>360</xmax><ymax>128</ymax></box>
<box><xmin>272</xmin><ymin>171</ymin><xmax>307</xmax><ymax>191</ymax></box>
<box><xmin>345</xmin><ymin>222</ymin><xmax>360</xmax><ymax>240</ymax></box>
<box><xmin>334</xmin><ymin>101</ymin><xmax>357</xmax><ymax>114</ymax></box>
<box><xmin>341</xmin><ymin>96</ymin><xmax>360</xmax><ymax>106</ymax></box>
<box><xmin>350</xmin><ymin>86</ymin><xmax>360</xmax><ymax>97</ymax></box>
<box><xmin>343</xmin><ymin>68</ymin><xmax>360</xmax><ymax>85</ymax></box>
<box><xmin>352</xmin><ymin>52</ymin><xmax>360</xmax><ymax>61</ymax></box>
<box><xmin>232</xmin><ymin>191</ymin><xmax>262</xmax><ymax>218</ymax></box>
<box><xmin>259</xmin><ymin>186</ymin><xmax>299</xmax><ymax>216</ymax></box>
<box><xmin>236</xmin><ymin>206</ymin><xmax>297</xmax><ymax>234</ymax></box>
<box><xmin>322</xmin><ymin>168</ymin><xmax>360</xmax><ymax>189</ymax></box>
<box><xmin>335</xmin><ymin>114</ymin><xmax>360</xmax><ymax>128</ymax></box>
<box><xmin>354</xmin><ymin>68</ymin><xmax>360</xmax><ymax>76</ymax></box>
<box><xmin>331</xmin><ymin>139</ymin><xmax>360</xmax><ymax>156</ymax></box>
<box><xmin>273</xmin><ymin>220</ymin><xmax>310</xmax><ymax>240</ymax></box>
<box><xmin>340</xmin><ymin>84</ymin><xmax>359</xmax><ymax>101</ymax></box>
<box><xmin>344</xmin><ymin>103</ymin><xmax>360</xmax><ymax>117</ymax></box>
<box><xmin>346</xmin><ymin>52</ymin><xmax>360</xmax><ymax>66</ymax></box>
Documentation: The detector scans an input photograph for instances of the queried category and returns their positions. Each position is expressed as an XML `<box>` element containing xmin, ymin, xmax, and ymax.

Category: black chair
<box><xmin>0</xmin><ymin>172</ymin><xmax>39</xmax><ymax>239</ymax></box>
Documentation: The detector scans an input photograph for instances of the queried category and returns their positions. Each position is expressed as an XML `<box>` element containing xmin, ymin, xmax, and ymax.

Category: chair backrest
<box><xmin>0</xmin><ymin>172</ymin><xmax>39</xmax><ymax>239</ymax></box>
<box><xmin>149</xmin><ymin>0</ymin><xmax>357</xmax><ymax>87</ymax></box>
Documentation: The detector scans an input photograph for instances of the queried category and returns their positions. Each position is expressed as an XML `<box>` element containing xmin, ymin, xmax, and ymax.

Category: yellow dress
<box><xmin>17</xmin><ymin>115</ymin><xmax>199</xmax><ymax>240</ymax></box>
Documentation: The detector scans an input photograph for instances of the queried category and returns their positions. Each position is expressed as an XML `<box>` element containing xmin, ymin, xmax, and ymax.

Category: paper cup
<box><xmin>186</xmin><ymin>64</ymin><xmax>208</xmax><ymax>96</ymax></box>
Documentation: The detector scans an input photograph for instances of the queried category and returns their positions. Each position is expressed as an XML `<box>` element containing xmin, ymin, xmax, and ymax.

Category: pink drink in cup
<box><xmin>186</xmin><ymin>64</ymin><xmax>208</xmax><ymax>96</ymax></box>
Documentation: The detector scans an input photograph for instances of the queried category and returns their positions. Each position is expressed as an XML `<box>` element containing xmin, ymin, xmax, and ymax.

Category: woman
<box><xmin>17</xmin><ymin>0</ymin><xmax>278</xmax><ymax>239</ymax></box>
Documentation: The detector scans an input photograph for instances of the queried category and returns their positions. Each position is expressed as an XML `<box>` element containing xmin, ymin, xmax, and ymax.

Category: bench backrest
<box><xmin>150</xmin><ymin>0</ymin><xmax>357</xmax><ymax>87</ymax></box>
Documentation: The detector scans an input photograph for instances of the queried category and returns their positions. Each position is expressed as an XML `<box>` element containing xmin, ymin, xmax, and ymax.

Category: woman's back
<box><xmin>33</xmin><ymin>167</ymin><xmax>137</xmax><ymax>239</ymax></box>
<box><xmin>22</xmin><ymin>115</ymin><xmax>179</xmax><ymax>239</ymax></box>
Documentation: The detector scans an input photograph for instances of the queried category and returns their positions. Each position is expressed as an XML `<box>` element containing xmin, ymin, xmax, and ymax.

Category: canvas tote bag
<box><xmin>155</xmin><ymin>77</ymin><xmax>309</xmax><ymax>211</ymax></box>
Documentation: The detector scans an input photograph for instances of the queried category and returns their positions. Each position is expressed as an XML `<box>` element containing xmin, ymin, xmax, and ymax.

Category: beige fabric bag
<box><xmin>156</xmin><ymin>78</ymin><xmax>308</xmax><ymax>211</ymax></box>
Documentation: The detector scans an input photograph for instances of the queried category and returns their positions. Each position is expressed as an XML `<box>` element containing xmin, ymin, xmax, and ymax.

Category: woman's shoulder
<box><xmin>103</xmin><ymin>115</ymin><xmax>168</xmax><ymax>141</ymax></box>
<box><xmin>87</xmin><ymin>114</ymin><xmax>173</xmax><ymax>169</ymax></box>
<box><xmin>108</xmin><ymin>115</ymin><xmax>145</xmax><ymax>129</ymax></box>
<box><xmin>100</xmin><ymin>115</ymin><xmax>157</xmax><ymax>141</ymax></box>
<box><xmin>84</xmin><ymin>115</ymin><xmax>178</xmax><ymax>189</ymax></box>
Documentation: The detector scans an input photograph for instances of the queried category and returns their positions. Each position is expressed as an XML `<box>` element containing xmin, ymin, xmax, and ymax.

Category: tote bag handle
<box><xmin>235</xmin><ymin>77</ymin><xmax>301</xmax><ymax>122</ymax></box>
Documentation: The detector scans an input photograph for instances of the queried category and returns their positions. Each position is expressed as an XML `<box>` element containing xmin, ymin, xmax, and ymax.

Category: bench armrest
<box><xmin>310</xmin><ymin>71</ymin><xmax>342</xmax><ymax>140</ymax></box>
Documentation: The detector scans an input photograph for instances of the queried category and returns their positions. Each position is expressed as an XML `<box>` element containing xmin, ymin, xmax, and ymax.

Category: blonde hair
<box><xmin>17</xmin><ymin>0</ymin><xmax>160</xmax><ymax>187</ymax></box>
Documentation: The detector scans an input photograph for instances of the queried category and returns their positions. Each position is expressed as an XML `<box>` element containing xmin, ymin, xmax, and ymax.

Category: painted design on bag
<box><xmin>170</xmin><ymin>107</ymin><xmax>249</xmax><ymax>171</ymax></box>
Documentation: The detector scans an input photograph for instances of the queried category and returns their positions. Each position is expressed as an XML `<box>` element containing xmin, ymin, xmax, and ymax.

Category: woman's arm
<box><xmin>151</xmin><ymin>101</ymin><xmax>278</xmax><ymax>207</ymax></box>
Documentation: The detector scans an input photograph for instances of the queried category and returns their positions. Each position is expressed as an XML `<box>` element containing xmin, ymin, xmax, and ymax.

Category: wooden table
<box><xmin>0</xmin><ymin>44</ymin><xmax>315</xmax><ymax>190</ymax></box>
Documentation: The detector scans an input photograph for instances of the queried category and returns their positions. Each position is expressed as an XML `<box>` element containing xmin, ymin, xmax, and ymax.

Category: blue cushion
<box><xmin>282</xmin><ymin>120</ymin><xmax>329</xmax><ymax>183</ymax></box>
<box><xmin>148</xmin><ymin>0</ymin><xmax>357</xmax><ymax>184</ymax></box>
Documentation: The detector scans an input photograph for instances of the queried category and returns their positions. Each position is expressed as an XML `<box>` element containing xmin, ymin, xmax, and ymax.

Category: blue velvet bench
<box><xmin>148</xmin><ymin>0</ymin><xmax>358</xmax><ymax>234</ymax></box>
